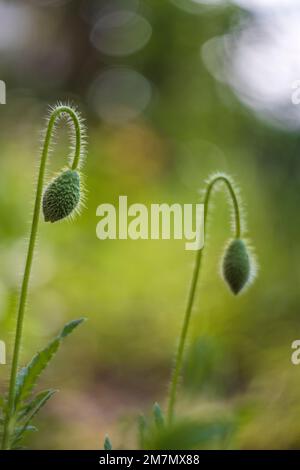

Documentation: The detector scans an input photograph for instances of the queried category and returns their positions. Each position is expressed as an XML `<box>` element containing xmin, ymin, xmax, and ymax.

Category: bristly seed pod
<box><xmin>43</xmin><ymin>169</ymin><xmax>81</xmax><ymax>223</ymax></box>
<box><xmin>222</xmin><ymin>238</ymin><xmax>251</xmax><ymax>295</ymax></box>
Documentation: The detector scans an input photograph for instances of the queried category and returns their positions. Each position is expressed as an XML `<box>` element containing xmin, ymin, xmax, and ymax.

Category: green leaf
<box><xmin>12</xmin><ymin>390</ymin><xmax>56</xmax><ymax>449</ymax></box>
<box><xmin>14</xmin><ymin>318</ymin><xmax>85</xmax><ymax>409</ymax></box>
<box><xmin>104</xmin><ymin>435</ymin><xmax>112</xmax><ymax>450</ymax></box>
<box><xmin>144</xmin><ymin>419</ymin><xmax>235</xmax><ymax>450</ymax></box>
<box><xmin>17</xmin><ymin>389</ymin><xmax>57</xmax><ymax>423</ymax></box>
<box><xmin>138</xmin><ymin>414</ymin><xmax>147</xmax><ymax>449</ymax></box>
<box><xmin>153</xmin><ymin>402</ymin><xmax>164</xmax><ymax>429</ymax></box>
<box><xmin>11</xmin><ymin>425</ymin><xmax>38</xmax><ymax>450</ymax></box>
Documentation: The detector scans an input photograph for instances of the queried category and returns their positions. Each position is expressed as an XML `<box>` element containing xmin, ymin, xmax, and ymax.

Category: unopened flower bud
<box><xmin>222</xmin><ymin>238</ymin><xmax>251</xmax><ymax>295</ymax></box>
<box><xmin>43</xmin><ymin>169</ymin><xmax>80</xmax><ymax>223</ymax></box>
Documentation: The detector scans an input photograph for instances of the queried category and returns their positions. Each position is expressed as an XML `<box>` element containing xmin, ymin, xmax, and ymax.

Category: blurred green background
<box><xmin>0</xmin><ymin>0</ymin><xmax>300</xmax><ymax>449</ymax></box>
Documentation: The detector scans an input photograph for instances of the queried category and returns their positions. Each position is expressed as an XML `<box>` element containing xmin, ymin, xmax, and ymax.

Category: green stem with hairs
<box><xmin>167</xmin><ymin>175</ymin><xmax>241</xmax><ymax>424</ymax></box>
<box><xmin>2</xmin><ymin>105</ymin><xmax>83</xmax><ymax>450</ymax></box>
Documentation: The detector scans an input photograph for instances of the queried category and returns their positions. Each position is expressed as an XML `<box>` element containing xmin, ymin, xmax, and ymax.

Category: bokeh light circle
<box><xmin>90</xmin><ymin>11</ymin><xmax>152</xmax><ymax>57</ymax></box>
<box><xmin>88</xmin><ymin>67</ymin><xmax>152</xmax><ymax>125</ymax></box>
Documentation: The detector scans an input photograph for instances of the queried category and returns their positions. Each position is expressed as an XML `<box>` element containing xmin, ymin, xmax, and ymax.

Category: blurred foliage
<box><xmin>0</xmin><ymin>0</ymin><xmax>299</xmax><ymax>450</ymax></box>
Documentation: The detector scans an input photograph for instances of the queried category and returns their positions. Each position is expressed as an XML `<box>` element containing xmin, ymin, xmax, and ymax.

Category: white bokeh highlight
<box><xmin>90</xmin><ymin>11</ymin><xmax>152</xmax><ymax>57</ymax></box>
<box><xmin>88</xmin><ymin>67</ymin><xmax>152</xmax><ymax>125</ymax></box>
<box><xmin>202</xmin><ymin>8</ymin><xmax>300</xmax><ymax>129</ymax></box>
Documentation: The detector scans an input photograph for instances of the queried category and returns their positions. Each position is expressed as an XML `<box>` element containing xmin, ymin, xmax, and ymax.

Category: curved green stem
<box><xmin>2</xmin><ymin>105</ymin><xmax>83</xmax><ymax>450</ymax></box>
<box><xmin>167</xmin><ymin>174</ymin><xmax>241</xmax><ymax>424</ymax></box>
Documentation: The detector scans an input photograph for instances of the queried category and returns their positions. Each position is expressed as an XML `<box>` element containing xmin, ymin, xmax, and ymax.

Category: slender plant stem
<box><xmin>2</xmin><ymin>105</ymin><xmax>82</xmax><ymax>450</ymax></box>
<box><xmin>167</xmin><ymin>175</ymin><xmax>241</xmax><ymax>424</ymax></box>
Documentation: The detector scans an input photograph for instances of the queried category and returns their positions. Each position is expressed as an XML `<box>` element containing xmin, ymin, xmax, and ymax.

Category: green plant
<box><xmin>0</xmin><ymin>103</ymin><xmax>87</xmax><ymax>450</ymax></box>
<box><xmin>104</xmin><ymin>435</ymin><xmax>113</xmax><ymax>450</ymax></box>
<box><xmin>102</xmin><ymin>173</ymin><xmax>257</xmax><ymax>450</ymax></box>
<box><xmin>167</xmin><ymin>173</ymin><xmax>256</xmax><ymax>424</ymax></box>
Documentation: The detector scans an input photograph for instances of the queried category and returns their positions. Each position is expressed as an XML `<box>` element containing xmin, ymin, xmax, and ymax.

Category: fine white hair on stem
<box><xmin>2</xmin><ymin>102</ymin><xmax>88</xmax><ymax>450</ymax></box>
<box><xmin>41</xmin><ymin>101</ymin><xmax>87</xmax><ymax>173</ymax></box>
<box><xmin>199</xmin><ymin>171</ymin><xmax>247</xmax><ymax>238</ymax></box>
<box><xmin>199</xmin><ymin>171</ymin><xmax>258</xmax><ymax>293</ymax></box>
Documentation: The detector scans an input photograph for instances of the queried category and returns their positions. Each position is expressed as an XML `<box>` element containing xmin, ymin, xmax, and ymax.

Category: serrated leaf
<box><xmin>60</xmin><ymin>318</ymin><xmax>85</xmax><ymax>339</ymax></box>
<box><xmin>17</xmin><ymin>425</ymin><xmax>37</xmax><ymax>433</ymax></box>
<box><xmin>12</xmin><ymin>390</ymin><xmax>56</xmax><ymax>449</ymax></box>
<box><xmin>11</xmin><ymin>424</ymin><xmax>38</xmax><ymax>449</ymax></box>
<box><xmin>14</xmin><ymin>318</ymin><xmax>85</xmax><ymax>409</ymax></box>
<box><xmin>17</xmin><ymin>389</ymin><xmax>57</xmax><ymax>423</ymax></box>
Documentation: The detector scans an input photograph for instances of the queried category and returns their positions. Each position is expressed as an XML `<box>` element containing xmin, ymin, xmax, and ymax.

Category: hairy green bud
<box><xmin>43</xmin><ymin>169</ymin><xmax>81</xmax><ymax>223</ymax></box>
<box><xmin>222</xmin><ymin>238</ymin><xmax>251</xmax><ymax>295</ymax></box>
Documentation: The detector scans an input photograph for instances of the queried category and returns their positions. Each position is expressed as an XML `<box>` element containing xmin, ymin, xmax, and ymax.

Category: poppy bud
<box><xmin>222</xmin><ymin>238</ymin><xmax>251</xmax><ymax>295</ymax></box>
<box><xmin>43</xmin><ymin>169</ymin><xmax>81</xmax><ymax>223</ymax></box>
